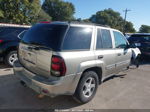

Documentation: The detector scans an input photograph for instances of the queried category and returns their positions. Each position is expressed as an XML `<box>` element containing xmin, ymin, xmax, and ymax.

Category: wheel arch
<box><xmin>5</xmin><ymin>46</ymin><xmax>17</xmax><ymax>56</ymax></box>
<box><xmin>81</xmin><ymin>67</ymin><xmax>102</xmax><ymax>84</ymax></box>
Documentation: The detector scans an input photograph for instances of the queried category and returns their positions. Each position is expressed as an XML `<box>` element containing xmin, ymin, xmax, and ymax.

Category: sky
<box><xmin>42</xmin><ymin>0</ymin><xmax>150</xmax><ymax>31</ymax></box>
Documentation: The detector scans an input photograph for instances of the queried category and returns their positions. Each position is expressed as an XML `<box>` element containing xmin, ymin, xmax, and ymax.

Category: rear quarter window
<box><xmin>62</xmin><ymin>26</ymin><xmax>93</xmax><ymax>50</ymax></box>
<box><xmin>18</xmin><ymin>30</ymin><xmax>28</xmax><ymax>39</ymax></box>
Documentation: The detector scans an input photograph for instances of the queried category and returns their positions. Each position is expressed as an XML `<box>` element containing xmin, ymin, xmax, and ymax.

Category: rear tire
<box><xmin>73</xmin><ymin>71</ymin><xmax>99</xmax><ymax>104</ymax></box>
<box><xmin>5</xmin><ymin>51</ymin><xmax>18</xmax><ymax>67</ymax></box>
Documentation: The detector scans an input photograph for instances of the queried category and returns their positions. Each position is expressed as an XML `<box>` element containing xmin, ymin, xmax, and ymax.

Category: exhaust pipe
<box><xmin>20</xmin><ymin>81</ymin><xmax>27</xmax><ymax>87</ymax></box>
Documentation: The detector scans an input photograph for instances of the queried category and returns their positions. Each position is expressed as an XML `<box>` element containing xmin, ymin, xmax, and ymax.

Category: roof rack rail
<box><xmin>0</xmin><ymin>23</ymin><xmax>31</xmax><ymax>28</ymax></box>
<box><xmin>68</xmin><ymin>21</ymin><xmax>110</xmax><ymax>28</ymax></box>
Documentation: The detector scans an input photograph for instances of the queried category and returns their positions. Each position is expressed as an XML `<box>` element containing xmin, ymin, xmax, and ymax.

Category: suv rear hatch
<box><xmin>18</xmin><ymin>23</ymin><xmax>68</xmax><ymax>78</ymax></box>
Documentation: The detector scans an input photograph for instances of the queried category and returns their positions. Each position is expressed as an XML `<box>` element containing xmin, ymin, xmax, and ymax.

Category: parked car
<box><xmin>125</xmin><ymin>33</ymin><xmax>133</xmax><ymax>39</ymax></box>
<box><xmin>0</xmin><ymin>23</ymin><xmax>30</xmax><ymax>66</ymax></box>
<box><xmin>13</xmin><ymin>22</ymin><xmax>132</xmax><ymax>103</ymax></box>
<box><xmin>128</xmin><ymin>33</ymin><xmax>150</xmax><ymax>57</ymax></box>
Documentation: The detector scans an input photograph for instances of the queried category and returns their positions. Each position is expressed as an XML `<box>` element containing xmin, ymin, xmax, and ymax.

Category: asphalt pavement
<box><xmin>0</xmin><ymin>61</ymin><xmax>150</xmax><ymax>109</ymax></box>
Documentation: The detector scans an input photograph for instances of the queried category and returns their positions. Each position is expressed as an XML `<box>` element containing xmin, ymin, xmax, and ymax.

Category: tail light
<box><xmin>0</xmin><ymin>40</ymin><xmax>3</xmax><ymax>43</ymax></box>
<box><xmin>51</xmin><ymin>56</ymin><xmax>66</xmax><ymax>77</ymax></box>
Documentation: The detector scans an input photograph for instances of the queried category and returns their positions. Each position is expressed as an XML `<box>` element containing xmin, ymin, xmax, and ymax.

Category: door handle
<box><xmin>98</xmin><ymin>55</ymin><xmax>103</xmax><ymax>59</ymax></box>
<box><xmin>117</xmin><ymin>53</ymin><xmax>121</xmax><ymax>56</ymax></box>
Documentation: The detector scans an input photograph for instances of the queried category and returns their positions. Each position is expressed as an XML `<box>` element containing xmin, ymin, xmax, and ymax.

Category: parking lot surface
<box><xmin>0</xmin><ymin>61</ymin><xmax>150</xmax><ymax>109</ymax></box>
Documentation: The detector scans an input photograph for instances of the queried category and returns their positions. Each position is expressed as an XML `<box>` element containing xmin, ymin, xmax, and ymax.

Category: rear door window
<box><xmin>62</xmin><ymin>26</ymin><xmax>93</xmax><ymax>50</ymax></box>
<box><xmin>101</xmin><ymin>29</ymin><xmax>112</xmax><ymax>49</ymax></box>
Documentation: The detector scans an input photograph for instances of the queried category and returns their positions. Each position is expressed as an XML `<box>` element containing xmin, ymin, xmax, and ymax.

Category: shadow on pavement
<box><xmin>0</xmin><ymin>74</ymin><xmax>81</xmax><ymax>109</ymax></box>
<box><xmin>140</xmin><ymin>60</ymin><xmax>150</xmax><ymax>65</ymax></box>
<box><xmin>103</xmin><ymin>74</ymin><xmax>127</xmax><ymax>83</ymax></box>
<box><xmin>0</xmin><ymin>63</ymin><xmax>11</xmax><ymax>69</ymax></box>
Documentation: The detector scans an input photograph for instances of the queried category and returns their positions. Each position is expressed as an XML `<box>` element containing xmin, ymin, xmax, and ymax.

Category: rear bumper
<box><xmin>13</xmin><ymin>61</ymin><xmax>81</xmax><ymax>97</ymax></box>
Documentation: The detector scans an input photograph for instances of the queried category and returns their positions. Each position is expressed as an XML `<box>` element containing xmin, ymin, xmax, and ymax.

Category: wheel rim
<box><xmin>82</xmin><ymin>77</ymin><xmax>96</xmax><ymax>98</ymax></box>
<box><xmin>9</xmin><ymin>53</ymin><xmax>18</xmax><ymax>66</ymax></box>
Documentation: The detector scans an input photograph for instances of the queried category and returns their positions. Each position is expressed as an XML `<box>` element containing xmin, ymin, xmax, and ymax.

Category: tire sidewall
<box><xmin>74</xmin><ymin>71</ymin><xmax>99</xmax><ymax>103</ymax></box>
<box><xmin>5</xmin><ymin>51</ymin><xmax>17</xmax><ymax>66</ymax></box>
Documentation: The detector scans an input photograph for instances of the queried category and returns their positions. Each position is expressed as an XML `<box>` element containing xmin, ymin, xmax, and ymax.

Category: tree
<box><xmin>82</xmin><ymin>19</ymin><xmax>91</xmax><ymax>23</ymax></box>
<box><xmin>28</xmin><ymin>0</ymin><xmax>42</xmax><ymax>24</ymax></box>
<box><xmin>0</xmin><ymin>10</ymin><xmax>3</xmax><ymax>18</ymax></box>
<box><xmin>0</xmin><ymin>0</ymin><xmax>41</xmax><ymax>25</ymax></box>
<box><xmin>36</xmin><ymin>9</ymin><xmax>52</xmax><ymax>22</ymax></box>
<box><xmin>125</xmin><ymin>21</ymin><xmax>136</xmax><ymax>33</ymax></box>
<box><xmin>89</xmin><ymin>8</ymin><xmax>135</xmax><ymax>33</ymax></box>
<box><xmin>139</xmin><ymin>25</ymin><xmax>150</xmax><ymax>33</ymax></box>
<box><xmin>42</xmin><ymin>0</ymin><xmax>75</xmax><ymax>21</ymax></box>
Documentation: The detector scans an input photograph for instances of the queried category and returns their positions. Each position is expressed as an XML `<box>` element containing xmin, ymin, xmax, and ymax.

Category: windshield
<box><xmin>22</xmin><ymin>24</ymin><xmax>68</xmax><ymax>50</ymax></box>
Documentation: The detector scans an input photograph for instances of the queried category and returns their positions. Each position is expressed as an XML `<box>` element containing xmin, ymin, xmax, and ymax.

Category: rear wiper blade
<box><xmin>29</xmin><ymin>43</ymin><xmax>52</xmax><ymax>51</ymax></box>
<box><xmin>28</xmin><ymin>45</ymin><xmax>52</xmax><ymax>51</ymax></box>
<box><xmin>29</xmin><ymin>42</ymin><xmax>42</xmax><ymax>46</ymax></box>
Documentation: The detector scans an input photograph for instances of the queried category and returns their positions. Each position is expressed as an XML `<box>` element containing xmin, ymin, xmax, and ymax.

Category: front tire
<box><xmin>5</xmin><ymin>51</ymin><xmax>18</xmax><ymax>67</ymax></box>
<box><xmin>73</xmin><ymin>71</ymin><xmax>99</xmax><ymax>104</ymax></box>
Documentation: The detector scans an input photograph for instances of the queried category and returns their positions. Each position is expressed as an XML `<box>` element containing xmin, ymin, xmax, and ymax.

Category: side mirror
<box><xmin>125</xmin><ymin>44</ymin><xmax>130</xmax><ymax>49</ymax></box>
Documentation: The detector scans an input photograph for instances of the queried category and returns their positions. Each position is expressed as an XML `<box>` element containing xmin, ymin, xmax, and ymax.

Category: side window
<box><xmin>113</xmin><ymin>31</ymin><xmax>127</xmax><ymax>48</ymax></box>
<box><xmin>1</xmin><ymin>27</ymin><xmax>17</xmax><ymax>37</ymax></box>
<box><xmin>96</xmin><ymin>28</ymin><xmax>103</xmax><ymax>49</ymax></box>
<box><xmin>62</xmin><ymin>27</ymin><xmax>93</xmax><ymax>50</ymax></box>
<box><xmin>0</xmin><ymin>27</ymin><xmax>5</xmax><ymax>36</ymax></box>
<box><xmin>18</xmin><ymin>30</ymin><xmax>27</xmax><ymax>39</ymax></box>
<box><xmin>101</xmin><ymin>29</ymin><xmax>112</xmax><ymax>49</ymax></box>
<box><xmin>11</xmin><ymin>28</ymin><xmax>19</xmax><ymax>37</ymax></box>
<box><xmin>12</xmin><ymin>28</ymin><xmax>27</xmax><ymax>37</ymax></box>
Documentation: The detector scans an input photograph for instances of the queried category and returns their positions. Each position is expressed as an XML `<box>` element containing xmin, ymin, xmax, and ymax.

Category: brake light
<box><xmin>51</xmin><ymin>56</ymin><xmax>66</xmax><ymax>77</ymax></box>
<box><xmin>0</xmin><ymin>40</ymin><xmax>3</xmax><ymax>43</ymax></box>
<box><xmin>39</xmin><ymin>21</ymin><xmax>51</xmax><ymax>23</ymax></box>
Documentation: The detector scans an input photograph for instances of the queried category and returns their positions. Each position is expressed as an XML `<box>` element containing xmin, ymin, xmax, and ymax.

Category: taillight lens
<box><xmin>51</xmin><ymin>56</ymin><xmax>66</xmax><ymax>77</ymax></box>
<box><xmin>0</xmin><ymin>40</ymin><xmax>3</xmax><ymax>43</ymax></box>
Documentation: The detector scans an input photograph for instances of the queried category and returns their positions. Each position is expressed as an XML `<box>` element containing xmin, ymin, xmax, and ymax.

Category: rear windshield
<box><xmin>129</xmin><ymin>35</ymin><xmax>150</xmax><ymax>42</ymax></box>
<box><xmin>21</xmin><ymin>24</ymin><xmax>68</xmax><ymax>50</ymax></box>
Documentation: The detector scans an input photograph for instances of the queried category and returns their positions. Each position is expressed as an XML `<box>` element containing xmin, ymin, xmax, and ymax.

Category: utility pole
<box><xmin>123</xmin><ymin>8</ymin><xmax>131</xmax><ymax>34</ymax></box>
